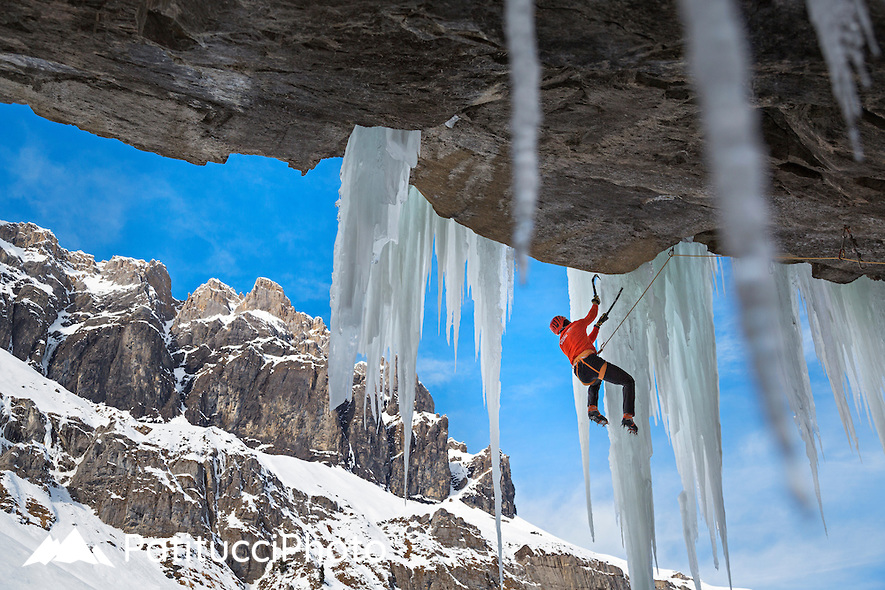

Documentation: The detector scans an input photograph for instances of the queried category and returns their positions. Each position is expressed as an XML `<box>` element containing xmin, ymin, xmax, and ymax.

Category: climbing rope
<box><xmin>596</xmin><ymin>233</ymin><xmax>884</xmax><ymax>353</ymax></box>
<box><xmin>598</xmin><ymin>249</ymin><xmax>675</xmax><ymax>354</ymax></box>
<box><xmin>669</xmin><ymin>253</ymin><xmax>885</xmax><ymax>265</ymax></box>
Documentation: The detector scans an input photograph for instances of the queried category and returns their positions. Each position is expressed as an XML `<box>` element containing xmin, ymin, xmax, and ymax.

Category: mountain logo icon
<box><xmin>23</xmin><ymin>529</ymin><xmax>114</xmax><ymax>567</ymax></box>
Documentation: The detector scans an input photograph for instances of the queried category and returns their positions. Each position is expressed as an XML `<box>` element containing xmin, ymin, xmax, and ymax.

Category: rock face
<box><xmin>2</xmin><ymin>1</ymin><xmax>885</xmax><ymax>282</ymax></box>
<box><xmin>449</xmin><ymin>440</ymin><xmax>517</xmax><ymax>518</ymax></box>
<box><xmin>0</xmin><ymin>222</ymin><xmax>180</xmax><ymax>420</ymax></box>
<box><xmin>0</xmin><ymin>390</ymin><xmax>683</xmax><ymax>589</ymax></box>
<box><xmin>0</xmin><ymin>220</ymin><xmax>508</xmax><ymax>514</ymax></box>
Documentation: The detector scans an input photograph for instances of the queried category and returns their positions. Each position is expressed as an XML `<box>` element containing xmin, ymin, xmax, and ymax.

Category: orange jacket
<box><xmin>559</xmin><ymin>304</ymin><xmax>600</xmax><ymax>364</ymax></box>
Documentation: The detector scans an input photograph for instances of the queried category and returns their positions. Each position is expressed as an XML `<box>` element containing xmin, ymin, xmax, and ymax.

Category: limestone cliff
<box><xmin>0</xmin><ymin>220</ymin><xmax>513</xmax><ymax>513</ymax></box>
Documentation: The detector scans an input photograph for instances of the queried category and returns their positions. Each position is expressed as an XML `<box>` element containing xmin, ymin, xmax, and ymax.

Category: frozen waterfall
<box><xmin>329</xmin><ymin>125</ymin><xmax>514</xmax><ymax>585</ymax></box>
<box><xmin>568</xmin><ymin>242</ymin><xmax>884</xmax><ymax>590</ymax></box>
<box><xmin>569</xmin><ymin>242</ymin><xmax>728</xmax><ymax>590</ymax></box>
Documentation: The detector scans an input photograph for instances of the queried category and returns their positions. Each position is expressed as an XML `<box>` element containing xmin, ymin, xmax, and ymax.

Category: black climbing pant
<box><xmin>574</xmin><ymin>354</ymin><xmax>636</xmax><ymax>416</ymax></box>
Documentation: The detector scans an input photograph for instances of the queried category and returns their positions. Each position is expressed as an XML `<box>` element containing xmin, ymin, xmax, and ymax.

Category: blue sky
<box><xmin>2</xmin><ymin>103</ymin><xmax>884</xmax><ymax>590</ymax></box>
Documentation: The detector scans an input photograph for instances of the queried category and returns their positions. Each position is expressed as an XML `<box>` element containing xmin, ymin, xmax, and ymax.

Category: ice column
<box><xmin>676</xmin><ymin>0</ymin><xmax>797</xmax><ymax>480</ymax></box>
<box><xmin>793</xmin><ymin>265</ymin><xmax>885</xmax><ymax>454</ymax></box>
<box><xmin>568</xmin><ymin>242</ymin><xmax>732</xmax><ymax>590</ymax></box>
<box><xmin>644</xmin><ymin>244</ymin><xmax>731</xmax><ymax>590</ymax></box>
<box><xmin>464</xmin><ymin>228</ymin><xmax>513</xmax><ymax>586</ymax></box>
<box><xmin>567</xmin><ymin>266</ymin><xmax>657</xmax><ymax>590</ymax></box>
<box><xmin>806</xmin><ymin>0</ymin><xmax>879</xmax><ymax>159</ymax></box>
<box><xmin>504</xmin><ymin>0</ymin><xmax>541</xmax><ymax>275</ymax></box>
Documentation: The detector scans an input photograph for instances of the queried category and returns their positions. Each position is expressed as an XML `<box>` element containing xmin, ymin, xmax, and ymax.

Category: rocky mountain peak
<box><xmin>236</xmin><ymin>276</ymin><xmax>328</xmax><ymax>339</ymax></box>
<box><xmin>236</xmin><ymin>276</ymin><xmax>288</xmax><ymax>313</ymax></box>
<box><xmin>175</xmin><ymin>277</ymin><xmax>241</xmax><ymax>325</ymax></box>
<box><xmin>1</xmin><ymin>221</ymin><xmax>512</xmax><ymax>522</ymax></box>
<box><xmin>0</xmin><ymin>221</ymin><xmax>62</xmax><ymax>259</ymax></box>
<box><xmin>100</xmin><ymin>256</ymin><xmax>177</xmax><ymax>321</ymax></box>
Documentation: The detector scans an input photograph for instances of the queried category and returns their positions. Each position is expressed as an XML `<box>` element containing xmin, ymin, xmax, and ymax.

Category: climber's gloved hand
<box><xmin>592</xmin><ymin>295</ymin><xmax>601</xmax><ymax>306</ymax></box>
<box><xmin>594</xmin><ymin>312</ymin><xmax>609</xmax><ymax>328</ymax></box>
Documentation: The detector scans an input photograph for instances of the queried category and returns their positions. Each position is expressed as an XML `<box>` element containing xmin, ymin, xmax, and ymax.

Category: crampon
<box><xmin>588</xmin><ymin>406</ymin><xmax>608</xmax><ymax>426</ymax></box>
<box><xmin>621</xmin><ymin>414</ymin><xmax>638</xmax><ymax>435</ymax></box>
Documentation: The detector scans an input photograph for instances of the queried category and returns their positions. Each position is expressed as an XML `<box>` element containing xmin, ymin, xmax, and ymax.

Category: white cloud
<box><xmin>416</xmin><ymin>356</ymin><xmax>462</xmax><ymax>387</ymax></box>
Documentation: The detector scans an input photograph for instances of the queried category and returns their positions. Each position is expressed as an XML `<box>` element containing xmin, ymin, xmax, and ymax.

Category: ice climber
<box><xmin>550</xmin><ymin>296</ymin><xmax>638</xmax><ymax>435</ymax></box>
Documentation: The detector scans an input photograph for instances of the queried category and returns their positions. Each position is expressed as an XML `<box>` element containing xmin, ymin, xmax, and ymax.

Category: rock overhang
<box><xmin>1</xmin><ymin>0</ymin><xmax>884</xmax><ymax>282</ymax></box>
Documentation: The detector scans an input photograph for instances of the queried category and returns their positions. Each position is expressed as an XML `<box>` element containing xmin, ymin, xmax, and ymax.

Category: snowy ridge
<box><xmin>0</xmin><ymin>348</ymin><xmax>725</xmax><ymax>590</ymax></box>
<box><xmin>1</xmin><ymin>471</ymin><xmax>239</xmax><ymax>590</ymax></box>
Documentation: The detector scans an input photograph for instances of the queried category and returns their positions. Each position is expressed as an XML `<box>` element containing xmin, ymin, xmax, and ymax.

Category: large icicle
<box><xmin>360</xmin><ymin>186</ymin><xmax>436</xmax><ymax>497</ymax></box>
<box><xmin>793</xmin><ymin>265</ymin><xmax>885</xmax><ymax>454</ymax></box>
<box><xmin>330</xmin><ymin>125</ymin><xmax>514</xmax><ymax>585</ymax></box>
<box><xmin>568</xmin><ymin>266</ymin><xmax>657</xmax><ymax>590</ymax></box>
<box><xmin>504</xmin><ymin>0</ymin><xmax>541</xmax><ymax>275</ymax></box>
<box><xmin>644</xmin><ymin>244</ymin><xmax>731</xmax><ymax>590</ymax></box>
<box><xmin>464</xmin><ymin>229</ymin><xmax>513</xmax><ymax>586</ymax></box>
<box><xmin>676</xmin><ymin>0</ymin><xmax>798</xmax><ymax>482</ymax></box>
<box><xmin>771</xmin><ymin>265</ymin><xmax>826</xmax><ymax>526</ymax></box>
<box><xmin>329</xmin><ymin>126</ymin><xmax>421</xmax><ymax>413</ymax></box>
<box><xmin>806</xmin><ymin>0</ymin><xmax>879</xmax><ymax>159</ymax></box>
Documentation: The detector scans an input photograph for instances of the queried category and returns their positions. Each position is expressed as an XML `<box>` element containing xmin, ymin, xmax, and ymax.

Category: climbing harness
<box><xmin>573</xmin><ymin>352</ymin><xmax>608</xmax><ymax>384</ymax></box>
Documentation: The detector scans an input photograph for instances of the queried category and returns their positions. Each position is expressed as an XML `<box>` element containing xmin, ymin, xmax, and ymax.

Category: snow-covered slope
<box><xmin>0</xmin><ymin>347</ymin><xmax>728</xmax><ymax>589</ymax></box>
<box><xmin>0</xmin><ymin>220</ymin><xmax>496</xmax><ymax>512</ymax></box>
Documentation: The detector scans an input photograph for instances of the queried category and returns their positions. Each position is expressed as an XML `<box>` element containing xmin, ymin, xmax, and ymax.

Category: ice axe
<box><xmin>605</xmin><ymin>288</ymin><xmax>623</xmax><ymax>316</ymax></box>
<box><xmin>591</xmin><ymin>274</ymin><xmax>623</xmax><ymax>318</ymax></box>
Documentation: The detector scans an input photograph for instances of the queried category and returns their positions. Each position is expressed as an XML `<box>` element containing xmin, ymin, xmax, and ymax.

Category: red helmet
<box><xmin>550</xmin><ymin>315</ymin><xmax>569</xmax><ymax>334</ymax></box>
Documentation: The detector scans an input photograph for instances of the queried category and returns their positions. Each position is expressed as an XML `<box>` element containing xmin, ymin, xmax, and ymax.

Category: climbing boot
<box><xmin>621</xmin><ymin>414</ymin><xmax>638</xmax><ymax>435</ymax></box>
<box><xmin>588</xmin><ymin>405</ymin><xmax>608</xmax><ymax>426</ymax></box>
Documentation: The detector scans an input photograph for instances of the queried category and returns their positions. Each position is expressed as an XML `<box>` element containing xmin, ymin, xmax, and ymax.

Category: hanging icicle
<box><xmin>805</xmin><ymin>0</ymin><xmax>880</xmax><ymax>160</ymax></box>
<box><xmin>329</xmin><ymin>126</ymin><xmax>421</xmax><ymax>415</ymax></box>
<box><xmin>504</xmin><ymin>0</ymin><xmax>542</xmax><ymax>277</ymax></box>
<box><xmin>675</xmin><ymin>0</ymin><xmax>801</xmax><ymax>498</ymax></box>
<box><xmin>793</xmin><ymin>264</ymin><xmax>885</xmax><ymax>454</ymax></box>
<box><xmin>772</xmin><ymin>265</ymin><xmax>827</xmax><ymax>528</ymax></box>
